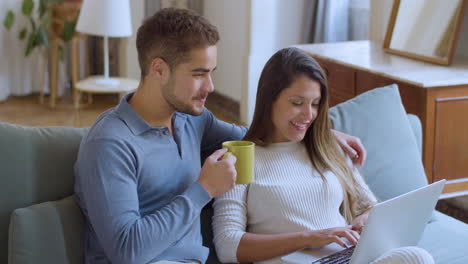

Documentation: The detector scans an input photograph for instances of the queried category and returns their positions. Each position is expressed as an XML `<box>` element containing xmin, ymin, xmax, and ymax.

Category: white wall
<box><xmin>122</xmin><ymin>0</ymin><xmax>145</xmax><ymax>79</ymax></box>
<box><xmin>275</xmin><ymin>0</ymin><xmax>309</xmax><ymax>48</ymax></box>
<box><xmin>244</xmin><ymin>0</ymin><xmax>307</xmax><ymax>123</ymax></box>
<box><xmin>203</xmin><ymin>0</ymin><xmax>249</xmax><ymax>102</ymax></box>
<box><xmin>369</xmin><ymin>0</ymin><xmax>391</xmax><ymax>43</ymax></box>
<box><xmin>243</xmin><ymin>0</ymin><xmax>278</xmax><ymax>123</ymax></box>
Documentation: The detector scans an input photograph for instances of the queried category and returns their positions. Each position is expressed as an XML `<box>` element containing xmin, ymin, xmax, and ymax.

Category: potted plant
<box><xmin>3</xmin><ymin>0</ymin><xmax>80</xmax><ymax>57</ymax></box>
<box><xmin>3</xmin><ymin>0</ymin><xmax>81</xmax><ymax>104</ymax></box>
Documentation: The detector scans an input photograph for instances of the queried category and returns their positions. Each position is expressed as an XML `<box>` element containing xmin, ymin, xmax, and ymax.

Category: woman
<box><xmin>212</xmin><ymin>48</ymin><xmax>433</xmax><ymax>264</ymax></box>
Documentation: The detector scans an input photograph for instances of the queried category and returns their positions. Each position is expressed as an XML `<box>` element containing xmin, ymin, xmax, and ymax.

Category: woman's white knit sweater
<box><xmin>212</xmin><ymin>141</ymin><xmax>377</xmax><ymax>264</ymax></box>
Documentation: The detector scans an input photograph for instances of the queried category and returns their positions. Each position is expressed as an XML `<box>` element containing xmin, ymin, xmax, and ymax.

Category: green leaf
<box><xmin>22</xmin><ymin>0</ymin><xmax>34</xmax><ymax>16</ymax></box>
<box><xmin>37</xmin><ymin>27</ymin><xmax>49</xmax><ymax>47</ymax></box>
<box><xmin>61</xmin><ymin>20</ymin><xmax>76</xmax><ymax>42</ymax></box>
<box><xmin>3</xmin><ymin>10</ymin><xmax>15</xmax><ymax>30</ymax></box>
<box><xmin>39</xmin><ymin>0</ymin><xmax>47</xmax><ymax>18</ymax></box>
<box><xmin>25</xmin><ymin>33</ymin><xmax>36</xmax><ymax>56</ymax></box>
<box><xmin>18</xmin><ymin>28</ymin><xmax>27</xmax><ymax>40</ymax></box>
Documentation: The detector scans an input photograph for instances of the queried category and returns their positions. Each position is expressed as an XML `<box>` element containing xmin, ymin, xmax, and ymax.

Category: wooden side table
<box><xmin>74</xmin><ymin>76</ymin><xmax>138</xmax><ymax>108</ymax></box>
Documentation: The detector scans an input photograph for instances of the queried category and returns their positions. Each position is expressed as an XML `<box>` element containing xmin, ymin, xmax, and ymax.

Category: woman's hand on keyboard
<box><xmin>303</xmin><ymin>227</ymin><xmax>360</xmax><ymax>249</ymax></box>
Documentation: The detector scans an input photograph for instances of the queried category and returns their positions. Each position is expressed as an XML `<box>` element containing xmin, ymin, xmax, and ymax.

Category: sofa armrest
<box><xmin>8</xmin><ymin>196</ymin><xmax>84</xmax><ymax>264</ymax></box>
<box><xmin>407</xmin><ymin>114</ymin><xmax>422</xmax><ymax>156</ymax></box>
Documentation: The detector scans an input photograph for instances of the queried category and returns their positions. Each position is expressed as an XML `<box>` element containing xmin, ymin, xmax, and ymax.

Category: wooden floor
<box><xmin>0</xmin><ymin>92</ymin><xmax>239</xmax><ymax>127</ymax></box>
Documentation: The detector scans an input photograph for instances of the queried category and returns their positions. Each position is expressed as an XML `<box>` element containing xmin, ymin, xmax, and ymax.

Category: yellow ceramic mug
<box><xmin>222</xmin><ymin>140</ymin><xmax>255</xmax><ymax>184</ymax></box>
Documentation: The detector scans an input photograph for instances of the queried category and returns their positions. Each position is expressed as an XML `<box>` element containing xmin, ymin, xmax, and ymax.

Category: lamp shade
<box><xmin>76</xmin><ymin>0</ymin><xmax>132</xmax><ymax>37</ymax></box>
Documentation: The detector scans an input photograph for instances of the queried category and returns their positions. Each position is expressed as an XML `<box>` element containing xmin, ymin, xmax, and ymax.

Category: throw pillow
<box><xmin>329</xmin><ymin>84</ymin><xmax>428</xmax><ymax>201</ymax></box>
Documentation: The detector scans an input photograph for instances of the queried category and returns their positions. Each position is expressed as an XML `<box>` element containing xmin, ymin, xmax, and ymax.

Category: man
<box><xmin>74</xmin><ymin>8</ymin><xmax>366</xmax><ymax>264</ymax></box>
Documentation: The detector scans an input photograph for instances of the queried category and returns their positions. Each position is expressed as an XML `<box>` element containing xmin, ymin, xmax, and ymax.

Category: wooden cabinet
<box><xmin>319</xmin><ymin>60</ymin><xmax>356</xmax><ymax>106</ymax></box>
<box><xmin>297</xmin><ymin>41</ymin><xmax>468</xmax><ymax>198</ymax></box>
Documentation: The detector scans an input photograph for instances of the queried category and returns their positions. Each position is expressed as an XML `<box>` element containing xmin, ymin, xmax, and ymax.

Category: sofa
<box><xmin>1</xmin><ymin>84</ymin><xmax>468</xmax><ymax>264</ymax></box>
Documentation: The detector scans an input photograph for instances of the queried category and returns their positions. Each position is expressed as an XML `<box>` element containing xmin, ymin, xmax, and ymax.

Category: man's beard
<box><xmin>162</xmin><ymin>80</ymin><xmax>204</xmax><ymax>116</ymax></box>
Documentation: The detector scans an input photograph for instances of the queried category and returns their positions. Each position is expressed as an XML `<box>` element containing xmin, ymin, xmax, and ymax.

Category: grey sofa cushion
<box><xmin>329</xmin><ymin>84</ymin><xmax>428</xmax><ymax>201</ymax></box>
<box><xmin>8</xmin><ymin>196</ymin><xmax>84</xmax><ymax>264</ymax></box>
<box><xmin>0</xmin><ymin>122</ymin><xmax>88</xmax><ymax>263</ymax></box>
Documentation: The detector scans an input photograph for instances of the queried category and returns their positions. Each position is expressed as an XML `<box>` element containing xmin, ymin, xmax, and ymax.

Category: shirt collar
<box><xmin>115</xmin><ymin>93</ymin><xmax>187</xmax><ymax>136</ymax></box>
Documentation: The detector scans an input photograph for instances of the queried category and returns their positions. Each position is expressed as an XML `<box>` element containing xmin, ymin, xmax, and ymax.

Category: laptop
<box><xmin>281</xmin><ymin>180</ymin><xmax>446</xmax><ymax>264</ymax></box>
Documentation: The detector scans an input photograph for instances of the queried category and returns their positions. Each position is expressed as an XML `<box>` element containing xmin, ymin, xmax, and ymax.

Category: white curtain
<box><xmin>0</xmin><ymin>0</ymin><xmax>66</xmax><ymax>102</ymax></box>
<box><xmin>304</xmin><ymin>0</ymin><xmax>370</xmax><ymax>43</ymax></box>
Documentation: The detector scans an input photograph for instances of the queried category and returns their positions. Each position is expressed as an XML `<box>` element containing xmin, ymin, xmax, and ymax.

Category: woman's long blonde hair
<box><xmin>244</xmin><ymin>47</ymin><xmax>370</xmax><ymax>222</ymax></box>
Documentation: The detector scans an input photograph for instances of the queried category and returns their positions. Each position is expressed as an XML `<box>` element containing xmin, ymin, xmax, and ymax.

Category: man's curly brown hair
<box><xmin>136</xmin><ymin>8</ymin><xmax>219</xmax><ymax>79</ymax></box>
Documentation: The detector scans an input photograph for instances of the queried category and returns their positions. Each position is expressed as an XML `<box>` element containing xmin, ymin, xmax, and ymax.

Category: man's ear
<box><xmin>149</xmin><ymin>58</ymin><xmax>170</xmax><ymax>83</ymax></box>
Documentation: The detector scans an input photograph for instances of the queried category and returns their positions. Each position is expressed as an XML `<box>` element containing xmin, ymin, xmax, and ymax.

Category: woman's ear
<box><xmin>149</xmin><ymin>57</ymin><xmax>170</xmax><ymax>83</ymax></box>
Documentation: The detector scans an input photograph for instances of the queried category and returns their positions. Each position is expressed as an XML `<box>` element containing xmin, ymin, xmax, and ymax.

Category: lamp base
<box><xmin>94</xmin><ymin>77</ymin><xmax>120</xmax><ymax>86</ymax></box>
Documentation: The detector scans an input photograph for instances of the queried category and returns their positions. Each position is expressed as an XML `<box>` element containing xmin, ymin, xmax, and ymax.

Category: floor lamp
<box><xmin>76</xmin><ymin>0</ymin><xmax>132</xmax><ymax>86</ymax></box>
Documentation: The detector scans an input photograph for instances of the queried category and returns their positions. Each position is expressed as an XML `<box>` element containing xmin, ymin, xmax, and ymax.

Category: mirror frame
<box><xmin>383</xmin><ymin>0</ymin><xmax>467</xmax><ymax>65</ymax></box>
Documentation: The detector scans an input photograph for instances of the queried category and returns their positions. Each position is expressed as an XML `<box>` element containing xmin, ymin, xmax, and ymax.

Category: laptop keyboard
<box><xmin>311</xmin><ymin>246</ymin><xmax>355</xmax><ymax>264</ymax></box>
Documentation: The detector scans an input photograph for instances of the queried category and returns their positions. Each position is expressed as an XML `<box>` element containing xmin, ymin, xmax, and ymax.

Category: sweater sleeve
<box><xmin>212</xmin><ymin>184</ymin><xmax>249</xmax><ymax>263</ymax></box>
<box><xmin>75</xmin><ymin>138</ymin><xmax>211</xmax><ymax>264</ymax></box>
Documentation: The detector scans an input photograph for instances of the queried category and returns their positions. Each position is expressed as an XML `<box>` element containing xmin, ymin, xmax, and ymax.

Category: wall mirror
<box><xmin>383</xmin><ymin>0</ymin><xmax>466</xmax><ymax>65</ymax></box>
